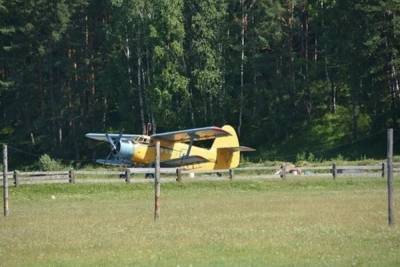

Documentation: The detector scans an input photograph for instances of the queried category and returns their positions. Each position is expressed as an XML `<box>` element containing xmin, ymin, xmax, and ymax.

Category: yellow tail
<box><xmin>211</xmin><ymin>125</ymin><xmax>240</xmax><ymax>169</ymax></box>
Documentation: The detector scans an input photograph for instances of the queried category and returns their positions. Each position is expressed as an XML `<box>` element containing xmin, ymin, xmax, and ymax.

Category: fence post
<box><xmin>229</xmin><ymin>169</ymin><xmax>234</xmax><ymax>180</ymax></box>
<box><xmin>154</xmin><ymin>141</ymin><xmax>161</xmax><ymax>222</ymax></box>
<box><xmin>381</xmin><ymin>162</ymin><xmax>385</xmax><ymax>178</ymax></box>
<box><xmin>387</xmin><ymin>128</ymin><xmax>394</xmax><ymax>226</ymax></box>
<box><xmin>68</xmin><ymin>169</ymin><xmax>75</xmax><ymax>184</ymax></box>
<box><xmin>125</xmin><ymin>168</ymin><xmax>131</xmax><ymax>183</ymax></box>
<box><xmin>280</xmin><ymin>163</ymin><xmax>286</xmax><ymax>179</ymax></box>
<box><xmin>3</xmin><ymin>144</ymin><xmax>9</xmax><ymax>216</ymax></box>
<box><xmin>332</xmin><ymin>163</ymin><xmax>337</xmax><ymax>180</ymax></box>
<box><xmin>13</xmin><ymin>170</ymin><xmax>19</xmax><ymax>187</ymax></box>
<box><xmin>176</xmin><ymin>168</ymin><xmax>182</xmax><ymax>182</ymax></box>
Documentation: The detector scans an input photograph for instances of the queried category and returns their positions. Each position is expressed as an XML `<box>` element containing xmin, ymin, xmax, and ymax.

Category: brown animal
<box><xmin>275</xmin><ymin>163</ymin><xmax>302</xmax><ymax>176</ymax></box>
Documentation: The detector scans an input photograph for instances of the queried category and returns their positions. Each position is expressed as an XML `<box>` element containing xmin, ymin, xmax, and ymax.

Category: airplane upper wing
<box><xmin>85</xmin><ymin>133</ymin><xmax>143</xmax><ymax>142</ymax></box>
<box><xmin>151</xmin><ymin>126</ymin><xmax>231</xmax><ymax>142</ymax></box>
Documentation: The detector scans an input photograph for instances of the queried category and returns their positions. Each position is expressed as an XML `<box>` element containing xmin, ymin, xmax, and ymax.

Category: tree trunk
<box><xmin>102</xmin><ymin>96</ymin><xmax>107</xmax><ymax>129</ymax></box>
<box><xmin>389</xmin><ymin>58</ymin><xmax>399</xmax><ymax>128</ymax></box>
<box><xmin>351</xmin><ymin>79</ymin><xmax>360</xmax><ymax>140</ymax></box>
<box><xmin>238</xmin><ymin>0</ymin><xmax>245</xmax><ymax>137</ymax></box>
<box><xmin>325</xmin><ymin>49</ymin><xmax>336</xmax><ymax>113</ymax></box>
<box><xmin>125</xmin><ymin>26</ymin><xmax>145</xmax><ymax>133</ymax></box>
<box><xmin>136</xmin><ymin>43</ymin><xmax>146</xmax><ymax>134</ymax></box>
<box><xmin>288</xmin><ymin>0</ymin><xmax>296</xmax><ymax>97</ymax></box>
<box><xmin>145</xmin><ymin>47</ymin><xmax>154</xmax><ymax>127</ymax></box>
<box><xmin>304</xmin><ymin>2</ymin><xmax>309</xmax><ymax>79</ymax></box>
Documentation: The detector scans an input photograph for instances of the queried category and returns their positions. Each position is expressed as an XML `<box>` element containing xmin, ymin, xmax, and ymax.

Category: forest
<box><xmin>0</xmin><ymin>0</ymin><xmax>399</xmax><ymax>166</ymax></box>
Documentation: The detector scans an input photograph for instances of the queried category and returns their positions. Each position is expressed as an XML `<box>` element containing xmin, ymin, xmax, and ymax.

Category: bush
<box><xmin>333</xmin><ymin>154</ymin><xmax>345</xmax><ymax>161</ymax></box>
<box><xmin>296</xmin><ymin>152</ymin><xmax>319</xmax><ymax>165</ymax></box>
<box><xmin>38</xmin><ymin>154</ymin><xmax>64</xmax><ymax>171</ymax></box>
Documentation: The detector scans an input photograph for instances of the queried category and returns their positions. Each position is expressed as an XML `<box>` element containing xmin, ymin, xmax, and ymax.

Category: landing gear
<box><xmin>145</xmin><ymin>163</ymin><xmax>155</xmax><ymax>179</ymax></box>
<box><xmin>145</xmin><ymin>173</ymin><xmax>154</xmax><ymax>179</ymax></box>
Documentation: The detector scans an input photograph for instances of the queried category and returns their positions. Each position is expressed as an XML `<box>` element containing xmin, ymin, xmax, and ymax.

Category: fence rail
<box><xmin>0</xmin><ymin>162</ymin><xmax>399</xmax><ymax>185</ymax></box>
<box><xmin>76</xmin><ymin>170</ymin><xmax>122</xmax><ymax>175</ymax></box>
<box><xmin>0</xmin><ymin>170</ymin><xmax>73</xmax><ymax>185</ymax></box>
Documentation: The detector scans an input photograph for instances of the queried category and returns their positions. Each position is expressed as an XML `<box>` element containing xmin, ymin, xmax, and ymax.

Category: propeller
<box><xmin>106</xmin><ymin>133</ymin><xmax>117</xmax><ymax>152</ymax></box>
<box><xmin>104</xmin><ymin>132</ymin><xmax>124</xmax><ymax>165</ymax></box>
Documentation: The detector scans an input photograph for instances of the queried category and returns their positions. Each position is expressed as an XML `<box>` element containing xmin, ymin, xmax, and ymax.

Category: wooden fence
<box><xmin>0</xmin><ymin>170</ymin><xmax>74</xmax><ymax>185</ymax></box>
<box><xmin>0</xmin><ymin>162</ymin><xmax>399</xmax><ymax>185</ymax></box>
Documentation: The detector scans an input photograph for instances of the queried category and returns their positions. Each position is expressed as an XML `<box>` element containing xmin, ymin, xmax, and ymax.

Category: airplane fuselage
<box><xmin>131</xmin><ymin>140</ymin><xmax>227</xmax><ymax>171</ymax></box>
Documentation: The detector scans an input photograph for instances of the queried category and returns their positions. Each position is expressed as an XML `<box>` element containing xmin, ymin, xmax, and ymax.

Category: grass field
<box><xmin>0</xmin><ymin>177</ymin><xmax>399</xmax><ymax>266</ymax></box>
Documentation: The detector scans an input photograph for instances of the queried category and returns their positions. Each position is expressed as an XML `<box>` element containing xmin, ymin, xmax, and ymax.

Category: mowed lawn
<box><xmin>0</xmin><ymin>177</ymin><xmax>399</xmax><ymax>266</ymax></box>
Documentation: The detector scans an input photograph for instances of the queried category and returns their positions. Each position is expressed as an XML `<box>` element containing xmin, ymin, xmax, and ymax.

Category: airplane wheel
<box><xmin>145</xmin><ymin>173</ymin><xmax>154</xmax><ymax>179</ymax></box>
<box><xmin>216</xmin><ymin>172</ymin><xmax>222</xmax><ymax>177</ymax></box>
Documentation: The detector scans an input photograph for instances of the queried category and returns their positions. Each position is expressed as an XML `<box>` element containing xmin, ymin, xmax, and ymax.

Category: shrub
<box><xmin>334</xmin><ymin>154</ymin><xmax>344</xmax><ymax>161</ymax></box>
<box><xmin>307</xmin><ymin>152</ymin><xmax>316</xmax><ymax>162</ymax></box>
<box><xmin>296</xmin><ymin>152</ymin><xmax>319</xmax><ymax>165</ymax></box>
<box><xmin>38</xmin><ymin>154</ymin><xmax>63</xmax><ymax>171</ymax></box>
<box><xmin>296</xmin><ymin>152</ymin><xmax>307</xmax><ymax>163</ymax></box>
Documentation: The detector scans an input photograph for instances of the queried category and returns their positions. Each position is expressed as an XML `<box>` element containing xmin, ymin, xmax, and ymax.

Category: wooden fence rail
<box><xmin>76</xmin><ymin>170</ymin><xmax>122</xmax><ymax>175</ymax></box>
<box><xmin>0</xmin><ymin>163</ymin><xmax>399</xmax><ymax>185</ymax></box>
<box><xmin>0</xmin><ymin>170</ymin><xmax>73</xmax><ymax>185</ymax></box>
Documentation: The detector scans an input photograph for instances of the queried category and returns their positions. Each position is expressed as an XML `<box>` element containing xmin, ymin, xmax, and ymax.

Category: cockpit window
<box><xmin>133</xmin><ymin>136</ymin><xmax>150</xmax><ymax>144</ymax></box>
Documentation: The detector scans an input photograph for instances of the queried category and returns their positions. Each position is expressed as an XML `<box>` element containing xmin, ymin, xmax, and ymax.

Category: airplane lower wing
<box><xmin>95</xmin><ymin>159</ymin><xmax>131</xmax><ymax>166</ymax></box>
<box><xmin>217</xmin><ymin>146</ymin><xmax>256</xmax><ymax>152</ymax></box>
<box><xmin>160</xmin><ymin>155</ymin><xmax>210</xmax><ymax>167</ymax></box>
<box><xmin>96</xmin><ymin>156</ymin><xmax>210</xmax><ymax>167</ymax></box>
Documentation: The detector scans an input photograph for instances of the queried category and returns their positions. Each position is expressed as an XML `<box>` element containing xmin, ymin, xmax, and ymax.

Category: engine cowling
<box><xmin>115</xmin><ymin>140</ymin><xmax>134</xmax><ymax>160</ymax></box>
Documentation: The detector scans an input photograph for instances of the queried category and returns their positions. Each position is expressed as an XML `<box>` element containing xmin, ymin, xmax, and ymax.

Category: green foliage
<box><xmin>0</xmin><ymin>126</ymin><xmax>14</xmax><ymax>136</ymax></box>
<box><xmin>308</xmin><ymin>106</ymin><xmax>355</xmax><ymax>146</ymax></box>
<box><xmin>38</xmin><ymin>154</ymin><xmax>64</xmax><ymax>171</ymax></box>
<box><xmin>295</xmin><ymin>152</ymin><xmax>307</xmax><ymax>163</ymax></box>
<box><xmin>333</xmin><ymin>154</ymin><xmax>345</xmax><ymax>162</ymax></box>
<box><xmin>0</xmin><ymin>0</ymin><xmax>399</xmax><ymax>167</ymax></box>
<box><xmin>295</xmin><ymin>152</ymin><xmax>319</xmax><ymax>166</ymax></box>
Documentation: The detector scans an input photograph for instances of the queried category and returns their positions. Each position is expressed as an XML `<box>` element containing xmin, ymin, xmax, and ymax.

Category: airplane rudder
<box><xmin>222</xmin><ymin>125</ymin><xmax>240</xmax><ymax>168</ymax></box>
<box><xmin>222</xmin><ymin>125</ymin><xmax>238</xmax><ymax>141</ymax></box>
<box><xmin>222</xmin><ymin>125</ymin><xmax>239</xmax><ymax>146</ymax></box>
<box><xmin>210</xmin><ymin>125</ymin><xmax>240</xmax><ymax>169</ymax></box>
<box><xmin>211</xmin><ymin>125</ymin><xmax>238</xmax><ymax>149</ymax></box>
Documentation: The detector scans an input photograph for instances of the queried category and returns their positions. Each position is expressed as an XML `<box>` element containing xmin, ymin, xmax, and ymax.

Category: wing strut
<box><xmin>185</xmin><ymin>135</ymin><xmax>194</xmax><ymax>157</ymax></box>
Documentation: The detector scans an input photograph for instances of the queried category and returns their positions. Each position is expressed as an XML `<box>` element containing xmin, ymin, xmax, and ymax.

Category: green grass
<box><xmin>0</xmin><ymin>177</ymin><xmax>400</xmax><ymax>266</ymax></box>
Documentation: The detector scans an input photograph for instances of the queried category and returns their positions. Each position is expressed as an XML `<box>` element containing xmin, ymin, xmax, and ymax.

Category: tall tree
<box><xmin>148</xmin><ymin>0</ymin><xmax>188</xmax><ymax>130</ymax></box>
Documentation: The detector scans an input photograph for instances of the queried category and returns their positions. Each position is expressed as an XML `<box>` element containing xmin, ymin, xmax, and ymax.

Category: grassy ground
<box><xmin>0</xmin><ymin>177</ymin><xmax>399</xmax><ymax>267</ymax></box>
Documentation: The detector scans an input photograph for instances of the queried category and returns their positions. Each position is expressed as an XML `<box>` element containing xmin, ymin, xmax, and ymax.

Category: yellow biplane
<box><xmin>85</xmin><ymin>125</ymin><xmax>254</xmax><ymax>172</ymax></box>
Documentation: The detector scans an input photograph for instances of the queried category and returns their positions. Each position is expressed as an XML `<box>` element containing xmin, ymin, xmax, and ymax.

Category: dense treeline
<box><xmin>0</xmin><ymin>0</ymin><xmax>399</xmax><ymax>165</ymax></box>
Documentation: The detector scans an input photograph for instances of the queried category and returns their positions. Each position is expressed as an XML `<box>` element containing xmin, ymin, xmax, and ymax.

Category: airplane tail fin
<box><xmin>211</xmin><ymin>125</ymin><xmax>240</xmax><ymax>169</ymax></box>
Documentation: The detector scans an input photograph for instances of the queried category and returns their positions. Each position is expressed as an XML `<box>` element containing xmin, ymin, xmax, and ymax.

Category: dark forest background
<box><xmin>0</xmin><ymin>0</ymin><xmax>399</xmax><ymax>166</ymax></box>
